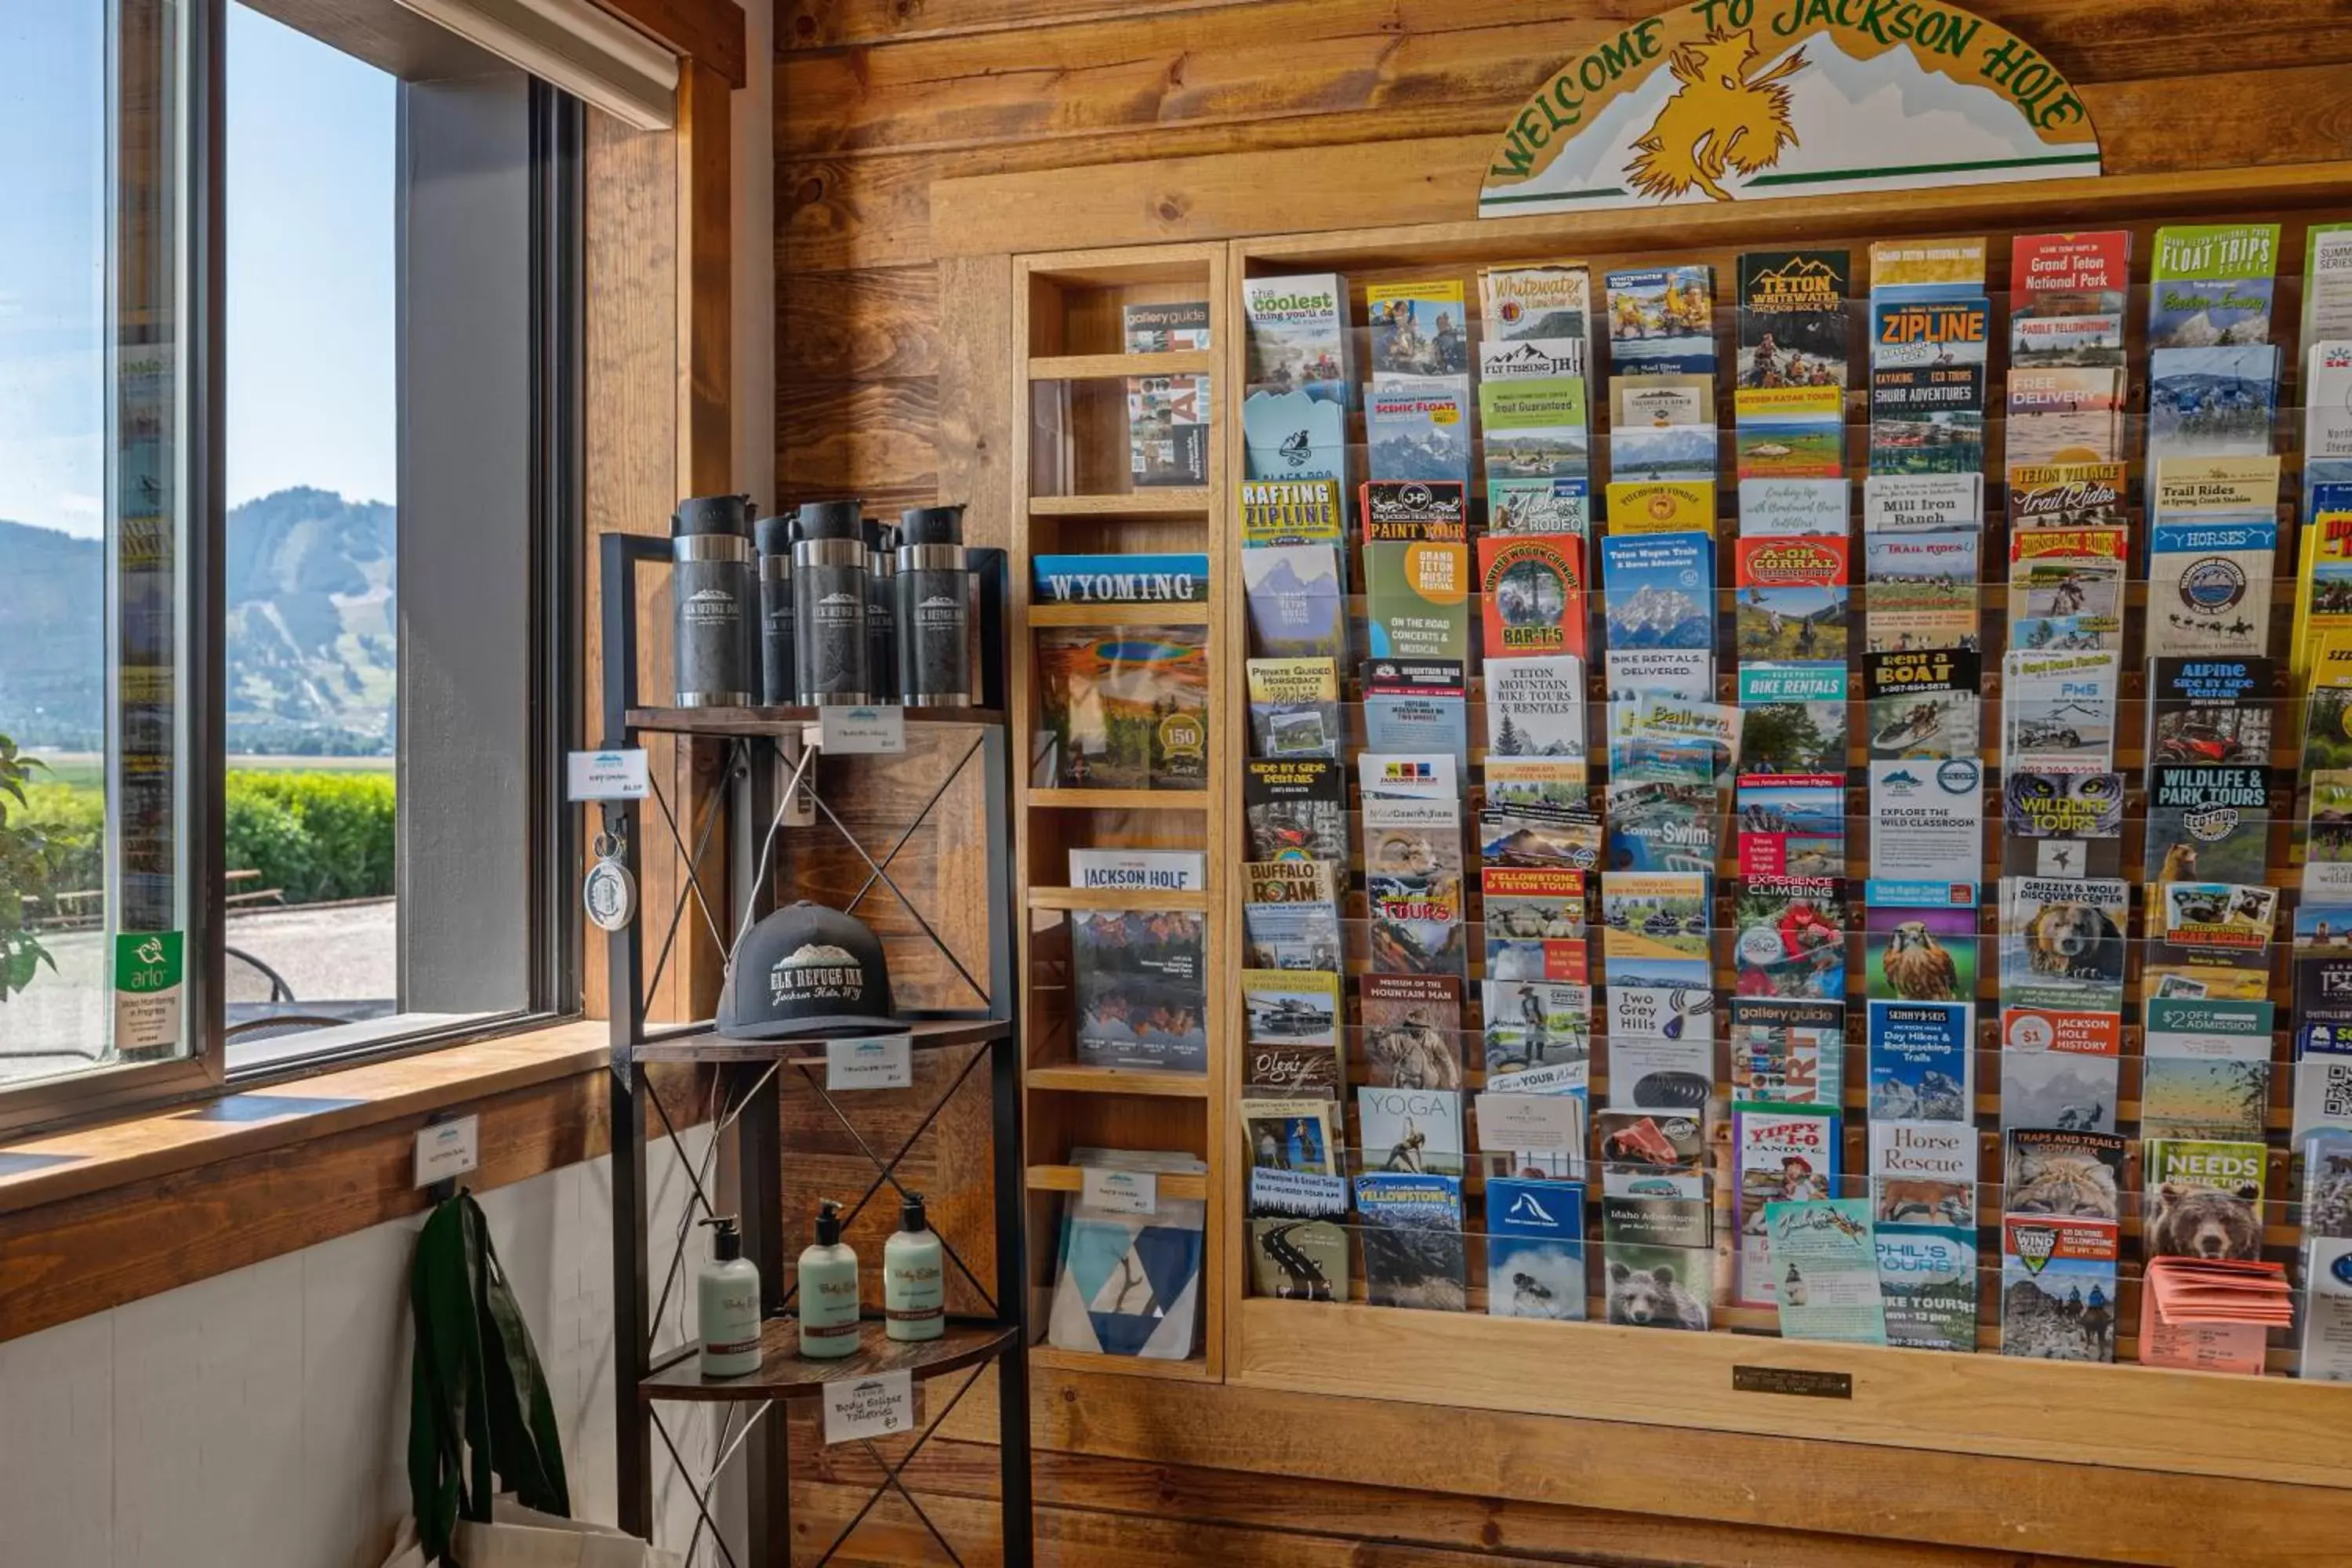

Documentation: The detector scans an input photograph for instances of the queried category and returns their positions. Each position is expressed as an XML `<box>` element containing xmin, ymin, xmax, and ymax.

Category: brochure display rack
<box><xmin>1040</xmin><ymin>176</ymin><xmax>2352</xmax><ymax>1488</ymax></box>
<box><xmin>595</xmin><ymin>533</ymin><xmax>1033</xmax><ymax>1561</ymax></box>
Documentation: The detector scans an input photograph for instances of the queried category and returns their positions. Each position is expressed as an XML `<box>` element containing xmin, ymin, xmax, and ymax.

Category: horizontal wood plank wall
<box><xmin>774</xmin><ymin>4</ymin><xmax>2352</xmax><ymax>1558</ymax></box>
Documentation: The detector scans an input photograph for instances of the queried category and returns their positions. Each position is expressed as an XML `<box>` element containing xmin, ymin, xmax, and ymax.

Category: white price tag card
<box><xmin>826</xmin><ymin>1034</ymin><xmax>913</xmax><ymax>1091</ymax></box>
<box><xmin>1474</xmin><ymin>1092</ymin><xmax>1583</xmax><ymax>1153</ymax></box>
<box><xmin>1080</xmin><ymin>1167</ymin><xmax>1158</xmax><ymax>1216</ymax></box>
<box><xmin>823</xmin><ymin>1368</ymin><xmax>916</xmax><ymax>1445</ymax></box>
<box><xmin>818</xmin><ymin>705</ymin><xmax>907</xmax><ymax>754</ymax></box>
<box><xmin>414</xmin><ymin>1115</ymin><xmax>481</xmax><ymax>1188</ymax></box>
<box><xmin>566</xmin><ymin>748</ymin><xmax>651</xmax><ymax>800</ymax></box>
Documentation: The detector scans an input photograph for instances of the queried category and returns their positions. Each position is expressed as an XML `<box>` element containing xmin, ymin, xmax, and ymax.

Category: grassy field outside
<box><xmin>14</xmin><ymin>753</ymin><xmax>396</xmax><ymax>907</ymax></box>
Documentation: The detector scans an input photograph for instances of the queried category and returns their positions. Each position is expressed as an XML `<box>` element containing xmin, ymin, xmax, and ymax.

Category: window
<box><xmin>0</xmin><ymin>0</ymin><xmax>579</xmax><ymax>1129</ymax></box>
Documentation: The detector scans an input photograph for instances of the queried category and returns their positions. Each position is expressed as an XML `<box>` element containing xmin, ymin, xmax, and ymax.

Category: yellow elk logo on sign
<box><xmin>1624</xmin><ymin>28</ymin><xmax>1808</xmax><ymax>202</ymax></box>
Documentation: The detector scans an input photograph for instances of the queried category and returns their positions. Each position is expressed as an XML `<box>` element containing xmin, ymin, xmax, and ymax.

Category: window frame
<box><xmin>0</xmin><ymin>2</ymin><xmax>583</xmax><ymax>1136</ymax></box>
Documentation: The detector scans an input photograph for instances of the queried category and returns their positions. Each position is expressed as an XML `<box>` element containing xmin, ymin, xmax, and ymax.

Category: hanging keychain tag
<box><xmin>585</xmin><ymin>826</ymin><xmax>637</xmax><ymax>932</ymax></box>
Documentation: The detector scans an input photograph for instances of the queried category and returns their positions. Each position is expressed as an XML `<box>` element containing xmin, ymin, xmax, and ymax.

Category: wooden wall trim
<box><xmin>0</xmin><ymin>1030</ymin><xmax>710</xmax><ymax>1346</ymax></box>
<box><xmin>592</xmin><ymin>0</ymin><xmax>747</xmax><ymax>89</ymax></box>
<box><xmin>909</xmin><ymin>1365</ymin><xmax>2352</xmax><ymax>1566</ymax></box>
<box><xmin>931</xmin><ymin>149</ymin><xmax>2352</xmax><ymax>261</ymax></box>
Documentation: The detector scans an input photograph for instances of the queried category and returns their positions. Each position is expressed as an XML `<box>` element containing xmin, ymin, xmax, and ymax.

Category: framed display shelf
<box><xmin>1029</xmin><ymin>350</ymin><xmax>1215</xmax><ymax>380</ymax></box>
<box><xmin>1188</xmin><ymin>172</ymin><xmax>2352</xmax><ymax>1488</ymax></box>
<box><xmin>641</xmin><ymin>1321</ymin><xmax>1019</xmax><ymax>1403</ymax></box>
<box><xmin>1025</xmin><ymin>1163</ymin><xmax>1211</xmax><ymax>1201</ymax></box>
<box><xmin>1026</xmin><ymin>602</ymin><xmax>1212</xmax><ymax>628</ymax></box>
<box><xmin>1025</xmin><ymin>887</ymin><xmax>1210</xmax><ymax>913</ymax></box>
<box><xmin>1014</xmin><ymin>241</ymin><xmax>1234</xmax><ymax>1381</ymax></box>
<box><xmin>1028</xmin><ymin>490</ymin><xmax>1212</xmax><ymax>517</ymax></box>
<box><xmin>1026</xmin><ymin>788</ymin><xmax>1208</xmax><ymax>811</ymax></box>
<box><xmin>626</xmin><ymin>1018</ymin><xmax>1014</xmax><ymax>1063</ymax></box>
<box><xmin>1025</xmin><ymin>1064</ymin><xmax>1214</xmax><ymax>1098</ymax></box>
<box><xmin>625</xmin><ymin>703</ymin><xmax>1006</xmax><ymax>735</ymax></box>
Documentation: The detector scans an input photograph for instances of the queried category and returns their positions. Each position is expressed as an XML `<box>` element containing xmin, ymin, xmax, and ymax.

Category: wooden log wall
<box><xmin>775</xmin><ymin>4</ymin><xmax>2352</xmax><ymax>1562</ymax></box>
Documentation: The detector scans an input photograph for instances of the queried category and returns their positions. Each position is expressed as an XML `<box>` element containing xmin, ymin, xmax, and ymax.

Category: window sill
<box><xmin>0</xmin><ymin>1017</ymin><xmax>711</xmax><ymax>1347</ymax></box>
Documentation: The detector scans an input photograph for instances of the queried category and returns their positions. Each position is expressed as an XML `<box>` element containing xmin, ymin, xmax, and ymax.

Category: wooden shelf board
<box><xmin>1025</xmin><ymin>1163</ymin><xmax>1210</xmax><ymax>1200</ymax></box>
<box><xmin>1026</xmin><ymin>1064</ymin><xmax>1211</xmax><ymax>1098</ymax></box>
<box><xmin>1026</xmin><ymin>1343</ymin><xmax>1214</xmax><ymax>1381</ymax></box>
<box><xmin>1027</xmin><ymin>887</ymin><xmax>1209</xmax><ymax>913</ymax></box>
<box><xmin>642</xmin><ymin>1319</ymin><xmax>1016</xmax><ymax>1403</ymax></box>
<box><xmin>1230</xmin><ymin>1297</ymin><xmax>2352</xmax><ymax>1488</ymax></box>
<box><xmin>630</xmin><ymin>1018</ymin><xmax>1011</xmax><ymax>1063</ymax></box>
<box><xmin>626</xmin><ymin>704</ymin><xmax>1004</xmax><ymax>736</ymax></box>
<box><xmin>1029</xmin><ymin>490</ymin><xmax>1211</xmax><ymax>517</ymax></box>
<box><xmin>1026</xmin><ymin>601</ymin><xmax>1211</xmax><ymax>627</ymax></box>
<box><xmin>1028</xmin><ymin>350</ymin><xmax>1214</xmax><ymax>380</ymax></box>
<box><xmin>1026</xmin><ymin>788</ymin><xmax>1208</xmax><ymax>811</ymax></box>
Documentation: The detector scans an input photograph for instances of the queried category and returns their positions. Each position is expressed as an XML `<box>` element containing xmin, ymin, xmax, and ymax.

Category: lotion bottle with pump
<box><xmin>884</xmin><ymin>1192</ymin><xmax>946</xmax><ymax>1341</ymax></box>
<box><xmin>797</xmin><ymin>1198</ymin><xmax>862</xmax><ymax>1359</ymax></box>
<box><xmin>696</xmin><ymin>1216</ymin><xmax>763</xmax><ymax>1378</ymax></box>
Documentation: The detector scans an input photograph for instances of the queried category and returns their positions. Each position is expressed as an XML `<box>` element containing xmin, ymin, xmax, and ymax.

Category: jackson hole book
<box><xmin>1070</xmin><ymin>908</ymin><xmax>1207</xmax><ymax>1073</ymax></box>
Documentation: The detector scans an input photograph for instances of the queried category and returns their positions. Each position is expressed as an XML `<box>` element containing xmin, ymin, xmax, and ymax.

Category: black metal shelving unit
<box><xmin>597</xmin><ymin>532</ymin><xmax>1033</xmax><ymax>1566</ymax></box>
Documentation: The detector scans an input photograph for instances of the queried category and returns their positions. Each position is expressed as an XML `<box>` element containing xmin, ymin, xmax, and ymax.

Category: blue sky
<box><xmin>0</xmin><ymin>2</ymin><xmax>396</xmax><ymax>539</ymax></box>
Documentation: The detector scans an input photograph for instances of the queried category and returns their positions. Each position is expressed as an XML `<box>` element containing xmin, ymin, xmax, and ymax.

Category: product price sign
<box><xmin>413</xmin><ymin>1115</ymin><xmax>481</xmax><ymax>1189</ymax></box>
<box><xmin>1080</xmin><ymin>1167</ymin><xmax>1159</xmax><ymax>1216</ymax></box>
<box><xmin>565</xmin><ymin>748</ymin><xmax>651</xmax><ymax>800</ymax></box>
<box><xmin>826</xmin><ymin>1034</ymin><xmax>913</xmax><ymax>1091</ymax></box>
<box><xmin>823</xmin><ymin>1368</ymin><xmax>916</xmax><ymax>1445</ymax></box>
<box><xmin>819</xmin><ymin>705</ymin><xmax>907</xmax><ymax>754</ymax></box>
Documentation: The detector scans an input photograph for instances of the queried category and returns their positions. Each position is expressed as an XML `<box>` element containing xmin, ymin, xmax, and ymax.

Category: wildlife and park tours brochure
<box><xmin>1360</xmin><ymin>753</ymin><xmax>1467</xmax><ymax>979</ymax></box>
<box><xmin>1362</xmin><ymin>480</ymin><xmax>1470</xmax><ymax>661</ymax></box>
<box><xmin>2145</xmin><ymin>766</ymin><xmax>2273</xmax><ymax>889</ymax></box>
<box><xmin>1733</xmin><ymin>1102</ymin><xmax>1839</xmax><ymax>1308</ymax></box>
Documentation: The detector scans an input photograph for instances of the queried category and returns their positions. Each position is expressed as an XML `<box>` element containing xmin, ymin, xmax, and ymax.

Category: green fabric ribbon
<box><xmin>408</xmin><ymin>1189</ymin><xmax>572</xmax><ymax>1564</ymax></box>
